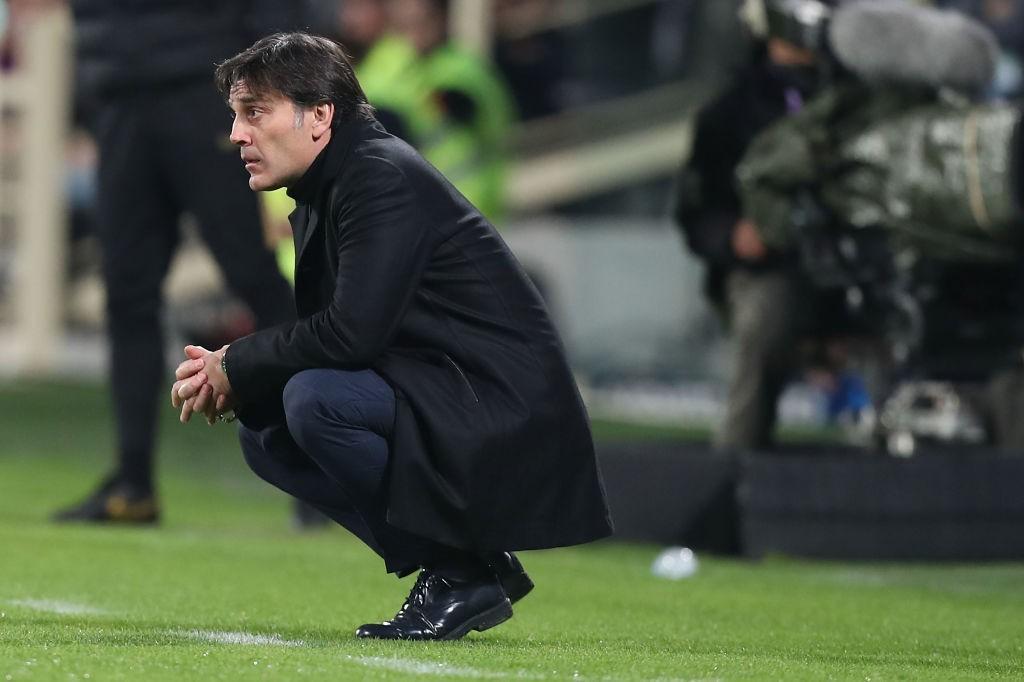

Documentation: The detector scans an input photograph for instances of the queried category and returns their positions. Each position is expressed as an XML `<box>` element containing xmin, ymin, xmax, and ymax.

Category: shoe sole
<box><xmin>440</xmin><ymin>599</ymin><xmax>514</xmax><ymax>641</ymax></box>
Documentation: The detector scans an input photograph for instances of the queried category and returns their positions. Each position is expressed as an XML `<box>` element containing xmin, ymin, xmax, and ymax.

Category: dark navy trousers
<box><xmin>238</xmin><ymin>368</ymin><xmax>478</xmax><ymax>576</ymax></box>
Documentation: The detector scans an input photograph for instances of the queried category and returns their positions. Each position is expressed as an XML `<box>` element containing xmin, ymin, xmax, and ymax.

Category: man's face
<box><xmin>228</xmin><ymin>83</ymin><xmax>321</xmax><ymax>191</ymax></box>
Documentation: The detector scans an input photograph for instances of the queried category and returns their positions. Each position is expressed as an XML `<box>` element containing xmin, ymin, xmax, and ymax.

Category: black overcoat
<box><xmin>227</xmin><ymin>120</ymin><xmax>612</xmax><ymax>551</ymax></box>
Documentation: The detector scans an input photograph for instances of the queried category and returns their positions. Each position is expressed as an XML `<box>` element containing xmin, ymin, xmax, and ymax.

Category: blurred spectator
<box><xmin>339</xmin><ymin>0</ymin><xmax>417</xmax><ymax>141</ymax></box>
<box><xmin>493</xmin><ymin>0</ymin><xmax>567</xmax><ymax>119</ymax></box>
<box><xmin>674</xmin><ymin>18</ymin><xmax>829</xmax><ymax>452</ymax></box>
<box><xmin>52</xmin><ymin>0</ymin><xmax>316</xmax><ymax>526</ymax></box>
<box><xmin>389</xmin><ymin>0</ymin><xmax>515</xmax><ymax>223</ymax></box>
<box><xmin>335</xmin><ymin>0</ymin><xmax>394</xmax><ymax>63</ymax></box>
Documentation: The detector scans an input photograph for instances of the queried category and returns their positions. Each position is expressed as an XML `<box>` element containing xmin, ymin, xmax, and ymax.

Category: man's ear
<box><xmin>311</xmin><ymin>102</ymin><xmax>335</xmax><ymax>139</ymax></box>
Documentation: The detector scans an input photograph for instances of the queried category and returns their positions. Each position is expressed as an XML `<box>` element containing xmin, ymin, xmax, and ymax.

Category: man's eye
<box><xmin>247</xmin><ymin>109</ymin><xmax>261</xmax><ymax>120</ymax></box>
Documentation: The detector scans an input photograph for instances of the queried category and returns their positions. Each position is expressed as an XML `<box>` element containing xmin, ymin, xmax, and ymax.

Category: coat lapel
<box><xmin>294</xmin><ymin>202</ymin><xmax>320</xmax><ymax>267</ymax></box>
<box><xmin>288</xmin><ymin>205</ymin><xmax>310</xmax><ymax>264</ymax></box>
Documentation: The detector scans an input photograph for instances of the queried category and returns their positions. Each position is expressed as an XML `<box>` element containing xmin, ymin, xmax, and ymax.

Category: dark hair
<box><xmin>215</xmin><ymin>32</ymin><xmax>375</xmax><ymax>126</ymax></box>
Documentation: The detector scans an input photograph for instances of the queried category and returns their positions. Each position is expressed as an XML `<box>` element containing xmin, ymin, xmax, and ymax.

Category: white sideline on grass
<box><xmin>350</xmin><ymin>656</ymin><xmax>546</xmax><ymax>679</ymax></box>
<box><xmin>350</xmin><ymin>657</ymin><xmax>712</xmax><ymax>682</ymax></box>
<box><xmin>175</xmin><ymin>634</ymin><xmax>545</xmax><ymax>679</ymax></box>
<box><xmin>8</xmin><ymin>598</ymin><xmax>106</xmax><ymax>616</ymax></box>
<box><xmin>174</xmin><ymin>629</ymin><xmax>307</xmax><ymax>648</ymax></box>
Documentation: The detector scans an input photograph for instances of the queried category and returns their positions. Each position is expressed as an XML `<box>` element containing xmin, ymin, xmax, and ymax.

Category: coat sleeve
<box><xmin>225</xmin><ymin>157</ymin><xmax>432</xmax><ymax>407</ymax></box>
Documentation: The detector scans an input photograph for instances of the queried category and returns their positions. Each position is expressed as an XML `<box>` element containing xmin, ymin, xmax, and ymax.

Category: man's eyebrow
<box><xmin>228</xmin><ymin>93</ymin><xmax>266</xmax><ymax>106</ymax></box>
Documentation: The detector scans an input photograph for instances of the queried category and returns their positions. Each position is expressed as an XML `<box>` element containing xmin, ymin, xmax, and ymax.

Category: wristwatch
<box><xmin>216</xmin><ymin>350</ymin><xmax>236</xmax><ymax>422</ymax></box>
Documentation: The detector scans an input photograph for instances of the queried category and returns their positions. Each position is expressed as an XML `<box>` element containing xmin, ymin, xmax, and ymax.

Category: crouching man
<box><xmin>171</xmin><ymin>32</ymin><xmax>612</xmax><ymax>640</ymax></box>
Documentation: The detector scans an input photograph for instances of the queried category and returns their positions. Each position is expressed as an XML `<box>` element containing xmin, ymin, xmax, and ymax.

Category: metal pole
<box><xmin>451</xmin><ymin>0</ymin><xmax>494</xmax><ymax>56</ymax></box>
<box><xmin>14</xmin><ymin>7</ymin><xmax>72</xmax><ymax>374</ymax></box>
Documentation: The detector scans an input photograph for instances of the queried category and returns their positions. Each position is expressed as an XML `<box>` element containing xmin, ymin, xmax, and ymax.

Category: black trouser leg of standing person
<box><xmin>53</xmin><ymin>82</ymin><xmax>295</xmax><ymax>524</ymax></box>
<box><xmin>161</xmin><ymin>81</ymin><xmax>296</xmax><ymax>332</ymax></box>
<box><xmin>53</xmin><ymin>92</ymin><xmax>178</xmax><ymax>524</ymax></box>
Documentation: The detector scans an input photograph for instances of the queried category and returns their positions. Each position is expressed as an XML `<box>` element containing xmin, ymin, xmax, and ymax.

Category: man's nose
<box><xmin>229</xmin><ymin>118</ymin><xmax>249</xmax><ymax>146</ymax></box>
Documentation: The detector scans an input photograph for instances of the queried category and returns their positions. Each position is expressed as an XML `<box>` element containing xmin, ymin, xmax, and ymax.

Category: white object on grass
<box><xmin>651</xmin><ymin>546</ymin><xmax>699</xmax><ymax>580</ymax></box>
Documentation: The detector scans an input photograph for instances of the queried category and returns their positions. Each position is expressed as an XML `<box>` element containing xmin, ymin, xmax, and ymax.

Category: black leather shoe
<box><xmin>488</xmin><ymin>552</ymin><xmax>534</xmax><ymax>604</ymax></box>
<box><xmin>52</xmin><ymin>476</ymin><xmax>159</xmax><ymax>524</ymax></box>
<box><xmin>355</xmin><ymin>570</ymin><xmax>512</xmax><ymax>641</ymax></box>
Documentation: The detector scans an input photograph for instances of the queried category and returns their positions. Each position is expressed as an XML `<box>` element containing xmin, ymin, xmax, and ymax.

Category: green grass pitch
<box><xmin>1</xmin><ymin>380</ymin><xmax>1022</xmax><ymax>680</ymax></box>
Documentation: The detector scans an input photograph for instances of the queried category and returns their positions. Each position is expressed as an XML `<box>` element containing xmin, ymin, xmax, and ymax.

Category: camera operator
<box><xmin>733</xmin><ymin>0</ymin><xmax>1024</xmax><ymax>451</ymax></box>
<box><xmin>737</xmin><ymin>0</ymin><xmax>1014</xmax><ymax>255</ymax></box>
<box><xmin>674</xmin><ymin>0</ymin><xmax>835</xmax><ymax>452</ymax></box>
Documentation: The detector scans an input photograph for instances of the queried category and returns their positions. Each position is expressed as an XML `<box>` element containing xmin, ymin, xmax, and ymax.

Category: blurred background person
<box><xmin>334</xmin><ymin>0</ymin><xmax>417</xmax><ymax>140</ymax></box>
<box><xmin>388</xmin><ymin>0</ymin><xmax>515</xmax><ymax>223</ymax></box>
<box><xmin>51</xmin><ymin>0</ymin><xmax>318</xmax><ymax>526</ymax></box>
<box><xmin>673</xmin><ymin>0</ymin><xmax>833</xmax><ymax>452</ymax></box>
<box><xmin>492</xmin><ymin>0</ymin><xmax>568</xmax><ymax>120</ymax></box>
<box><xmin>334</xmin><ymin>0</ymin><xmax>393</xmax><ymax>63</ymax></box>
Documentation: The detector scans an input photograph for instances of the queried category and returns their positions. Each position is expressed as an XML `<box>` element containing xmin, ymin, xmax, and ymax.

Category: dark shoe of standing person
<box><xmin>355</xmin><ymin>569</ymin><xmax>513</xmax><ymax>640</ymax></box>
<box><xmin>487</xmin><ymin>551</ymin><xmax>534</xmax><ymax>604</ymax></box>
<box><xmin>52</xmin><ymin>476</ymin><xmax>159</xmax><ymax>524</ymax></box>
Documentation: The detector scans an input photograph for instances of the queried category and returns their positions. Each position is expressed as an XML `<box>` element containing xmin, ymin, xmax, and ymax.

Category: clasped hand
<box><xmin>170</xmin><ymin>344</ymin><xmax>236</xmax><ymax>425</ymax></box>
